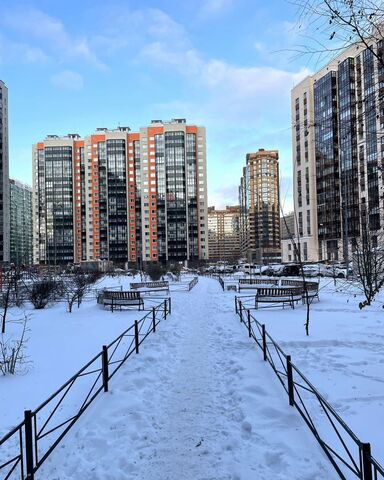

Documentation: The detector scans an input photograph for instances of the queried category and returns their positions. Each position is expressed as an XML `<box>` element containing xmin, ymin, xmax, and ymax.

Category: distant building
<box><xmin>10</xmin><ymin>179</ymin><xmax>33</xmax><ymax>265</ymax></box>
<box><xmin>239</xmin><ymin>149</ymin><xmax>281</xmax><ymax>264</ymax></box>
<box><xmin>281</xmin><ymin>212</ymin><xmax>297</xmax><ymax>263</ymax></box>
<box><xmin>281</xmin><ymin>212</ymin><xmax>295</xmax><ymax>240</ymax></box>
<box><xmin>0</xmin><ymin>80</ymin><xmax>10</xmax><ymax>264</ymax></box>
<box><xmin>208</xmin><ymin>206</ymin><xmax>241</xmax><ymax>261</ymax></box>
<box><xmin>32</xmin><ymin>120</ymin><xmax>208</xmax><ymax>265</ymax></box>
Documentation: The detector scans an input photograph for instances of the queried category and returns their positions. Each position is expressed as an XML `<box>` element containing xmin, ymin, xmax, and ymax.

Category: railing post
<box><xmin>24</xmin><ymin>410</ymin><xmax>34</xmax><ymax>480</ymax></box>
<box><xmin>361</xmin><ymin>443</ymin><xmax>373</xmax><ymax>480</ymax></box>
<box><xmin>134</xmin><ymin>320</ymin><xmax>139</xmax><ymax>354</ymax></box>
<box><xmin>262</xmin><ymin>324</ymin><xmax>267</xmax><ymax>361</ymax></box>
<box><xmin>247</xmin><ymin>309</ymin><xmax>252</xmax><ymax>338</ymax></box>
<box><xmin>287</xmin><ymin>355</ymin><xmax>294</xmax><ymax>406</ymax></box>
<box><xmin>102</xmin><ymin>345</ymin><xmax>109</xmax><ymax>392</ymax></box>
<box><xmin>239</xmin><ymin>301</ymin><xmax>243</xmax><ymax>323</ymax></box>
<box><xmin>152</xmin><ymin>307</ymin><xmax>156</xmax><ymax>332</ymax></box>
<box><xmin>235</xmin><ymin>296</ymin><xmax>238</xmax><ymax>314</ymax></box>
<box><xmin>168</xmin><ymin>297</ymin><xmax>171</xmax><ymax>315</ymax></box>
<box><xmin>164</xmin><ymin>299</ymin><xmax>167</xmax><ymax>319</ymax></box>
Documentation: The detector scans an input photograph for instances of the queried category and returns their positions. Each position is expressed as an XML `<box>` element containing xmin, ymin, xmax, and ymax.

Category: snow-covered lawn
<box><xmin>1</xmin><ymin>275</ymin><xmax>383</xmax><ymax>479</ymax></box>
<box><xmin>0</xmin><ymin>275</ymin><xmax>148</xmax><ymax>433</ymax></box>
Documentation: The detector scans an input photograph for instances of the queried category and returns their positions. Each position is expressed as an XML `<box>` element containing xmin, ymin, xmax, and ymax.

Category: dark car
<box><xmin>277</xmin><ymin>265</ymin><xmax>301</xmax><ymax>277</ymax></box>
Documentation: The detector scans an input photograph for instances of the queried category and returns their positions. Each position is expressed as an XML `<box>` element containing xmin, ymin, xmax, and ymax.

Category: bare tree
<box><xmin>289</xmin><ymin>0</ymin><xmax>384</xmax><ymax>67</ymax></box>
<box><xmin>281</xmin><ymin>208</ymin><xmax>318</xmax><ymax>335</ymax></box>
<box><xmin>352</xmin><ymin>225</ymin><xmax>384</xmax><ymax>308</ymax></box>
<box><xmin>63</xmin><ymin>272</ymin><xmax>96</xmax><ymax>313</ymax></box>
<box><xmin>0</xmin><ymin>316</ymin><xmax>30</xmax><ymax>375</ymax></box>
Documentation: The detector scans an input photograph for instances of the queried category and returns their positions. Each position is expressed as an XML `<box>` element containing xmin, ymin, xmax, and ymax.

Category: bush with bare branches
<box><xmin>29</xmin><ymin>279</ymin><xmax>61</xmax><ymax>309</ymax></box>
<box><xmin>0</xmin><ymin>316</ymin><xmax>30</xmax><ymax>375</ymax></box>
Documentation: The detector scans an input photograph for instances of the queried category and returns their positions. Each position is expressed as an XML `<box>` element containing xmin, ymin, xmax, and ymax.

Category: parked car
<box><xmin>277</xmin><ymin>264</ymin><xmax>301</xmax><ymax>277</ymax></box>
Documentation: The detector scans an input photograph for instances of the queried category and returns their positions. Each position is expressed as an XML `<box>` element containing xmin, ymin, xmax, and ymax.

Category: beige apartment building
<box><xmin>292</xmin><ymin>38</ymin><xmax>384</xmax><ymax>262</ymax></box>
<box><xmin>208</xmin><ymin>206</ymin><xmax>241</xmax><ymax>261</ymax></box>
<box><xmin>239</xmin><ymin>149</ymin><xmax>281</xmax><ymax>264</ymax></box>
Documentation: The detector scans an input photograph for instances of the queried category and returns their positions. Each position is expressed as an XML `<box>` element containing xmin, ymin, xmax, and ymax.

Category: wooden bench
<box><xmin>255</xmin><ymin>287</ymin><xmax>303</xmax><ymax>309</ymax></box>
<box><xmin>302</xmin><ymin>282</ymin><xmax>320</xmax><ymax>303</ymax></box>
<box><xmin>239</xmin><ymin>278</ymin><xmax>279</xmax><ymax>291</ymax></box>
<box><xmin>130</xmin><ymin>281</ymin><xmax>169</xmax><ymax>294</ymax></box>
<box><xmin>100</xmin><ymin>291</ymin><xmax>144</xmax><ymax>312</ymax></box>
<box><xmin>280</xmin><ymin>279</ymin><xmax>319</xmax><ymax>303</ymax></box>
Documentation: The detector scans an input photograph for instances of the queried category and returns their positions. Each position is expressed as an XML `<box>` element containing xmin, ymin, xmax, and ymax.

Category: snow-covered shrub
<box><xmin>29</xmin><ymin>279</ymin><xmax>60</xmax><ymax>309</ymax></box>
<box><xmin>144</xmin><ymin>262</ymin><xmax>166</xmax><ymax>281</ymax></box>
<box><xmin>0</xmin><ymin>317</ymin><xmax>30</xmax><ymax>375</ymax></box>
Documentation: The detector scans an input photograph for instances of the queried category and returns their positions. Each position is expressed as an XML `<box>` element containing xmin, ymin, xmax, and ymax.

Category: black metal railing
<box><xmin>234</xmin><ymin>297</ymin><xmax>384</xmax><ymax>480</ymax></box>
<box><xmin>187</xmin><ymin>277</ymin><xmax>198</xmax><ymax>291</ymax></box>
<box><xmin>0</xmin><ymin>298</ymin><xmax>171</xmax><ymax>480</ymax></box>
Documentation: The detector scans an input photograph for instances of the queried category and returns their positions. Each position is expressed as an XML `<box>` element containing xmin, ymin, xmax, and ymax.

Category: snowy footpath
<box><xmin>38</xmin><ymin>277</ymin><xmax>335</xmax><ymax>479</ymax></box>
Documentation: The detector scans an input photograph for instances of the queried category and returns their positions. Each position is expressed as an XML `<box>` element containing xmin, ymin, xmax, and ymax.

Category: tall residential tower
<box><xmin>32</xmin><ymin>120</ymin><xmax>208</xmax><ymax>266</ymax></box>
<box><xmin>239</xmin><ymin>149</ymin><xmax>281</xmax><ymax>264</ymax></box>
<box><xmin>292</xmin><ymin>39</ymin><xmax>384</xmax><ymax>262</ymax></box>
<box><xmin>0</xmin><ymin>80</ymin><xmax>10</xmax><ymax>264</ymax></box>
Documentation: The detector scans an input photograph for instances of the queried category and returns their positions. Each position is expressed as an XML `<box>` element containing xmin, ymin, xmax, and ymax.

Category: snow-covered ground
<box><xmin>243</xmin><ymin>278</ymin><xmax>384</xmax><ymax>462</ymax></box>
<box><xmin>1</xmin><ymin>275</ymin><xmax>383</xmax><ymax>478</ymax></box>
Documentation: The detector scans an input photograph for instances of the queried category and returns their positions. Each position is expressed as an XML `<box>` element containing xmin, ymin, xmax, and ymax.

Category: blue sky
<box><xmin>0</xmin><ymin>0</ymin><xmax>311</xmax><ymax>211</ymax></box>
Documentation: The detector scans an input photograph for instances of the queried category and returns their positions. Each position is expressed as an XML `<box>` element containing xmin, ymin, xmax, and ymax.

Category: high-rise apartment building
<box><xmin>292</xmin><ymin>39</ymin><xmax>384</xmax><ymax>262</ymax></box>
<box><xmin>10</xmin><ymin>179</ymin><xmax>33</xmax><ymax>265</ymax></box>
<box><xmin>0</xmin><ymin>80</ymin><xmax>10</xmax><ymax>264</ymax></box>
<box><xmin>239</xmin><ymin>149</ymin><xmax>281</xmax><ymax>264</ymax></box>
<box><xmin>32</xmin><ymin>119</ymin><xmax>208</xmax><ymax>266</ymax></box>
<box><xmin>208</xmin><ymin>206</ymin><xmax>241</xmax><ymax>261</ymax></box>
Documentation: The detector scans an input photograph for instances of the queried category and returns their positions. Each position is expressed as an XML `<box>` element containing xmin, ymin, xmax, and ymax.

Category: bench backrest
<box><xmin>239</xmin><ymin>278</ymin><xmax>279</xmax><ymax>285</ymax></box>
<box><xmin>281</xmin><ymin>279</ymin><xmax>303</xmax><ymax>287</ymax></box>
<box><xmin>131</xmin><ymin>281</ymin><xmax>169</xmax><ymax>289</ymax></box>
<box><xmin>257</xmin><ymin>287</ymin><xmax>302</xmax><ymax>297</ymax></box>
<box><xmin>104</xmin><ymin>291</ymin><xmax>141</xmax><ymax>300</ymax></box>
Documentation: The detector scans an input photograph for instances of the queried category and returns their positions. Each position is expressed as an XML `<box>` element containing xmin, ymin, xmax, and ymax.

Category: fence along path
<box><xmin>34</xmin><ymin>277</ymin><xmax>334</xmax><ymax>480</ymax></box>
<box><xmin>0</xmin><ymin>299</ymin><xmax>170</xmax><ymax>480</ymax></box>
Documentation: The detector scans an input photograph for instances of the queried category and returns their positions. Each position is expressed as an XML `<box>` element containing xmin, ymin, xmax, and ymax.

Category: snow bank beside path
<box><xmin>38</xmin><ymin>277</ymin><xmax>335</xmax><ymax>479</ymax></box>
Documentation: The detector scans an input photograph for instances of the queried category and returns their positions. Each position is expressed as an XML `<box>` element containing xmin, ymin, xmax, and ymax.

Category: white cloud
<box><xmin>0</xmin><ymin>34</ymin><xmax>49</xmax><ymax>64</ymax></box>
<box><xmin>199</xmin><ymin>0</ymin><xmax>234</xmax><ymax>18</ymax></box>
<box><xmin>2</xmin><ymin>8</ymin><xmax>106</xmax><ymax>69</ymax></box>
<box><xmin>50</xmin><ymin>70</ymin><xmax>84</xmax><ymax>90</ymax></box>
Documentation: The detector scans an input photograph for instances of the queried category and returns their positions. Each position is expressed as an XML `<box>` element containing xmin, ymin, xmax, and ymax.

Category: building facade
<box><xmin>32</xmin><ymin>120</ymin><xmax>208</xmax><ymax>266</ymax></box>
<box><xmin>239</xmin><ymin>149</ymin><xmax>281</xmax><ymax>264</ymax></box>
<box><xmin>280</xmin><ymin>212</ymin><xmax>297</xmax><ymax>263</ymax></box>
<box><xmin>208</xmin><ymin>206</ymin><xmax>241</xmax><ymax>261</ymax></box>
<box><xmin>0</xmin><ymin>80</ymin><xmax>10</xmax><ymax>264</ymax></box>
<box><xmin>292</xmin><ymin>39</ymin><xmax>384</xmax><ymax>262</ymax></box>
<box><xmin>10</xmin><ymin>179</ymin><xmax>33</xmax><ymax>265</ymax></box>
